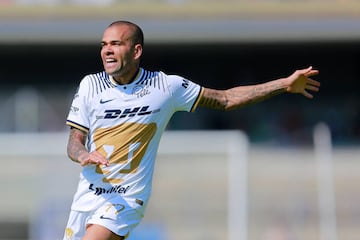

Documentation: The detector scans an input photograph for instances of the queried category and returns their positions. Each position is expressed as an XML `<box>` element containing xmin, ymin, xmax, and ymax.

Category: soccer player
<box><xmin>63</xmin><ymin>20</ymin><xmax>320</xmax><ymax>240</ymax></box>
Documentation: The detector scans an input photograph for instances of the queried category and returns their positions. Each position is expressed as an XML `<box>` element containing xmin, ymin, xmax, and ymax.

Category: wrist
<box><xmin>76</xmin><ymin>151</ymin><xmax>89</xmax><ymax>164</ymax></box>
<box><xmin>280</xmin><ymin>77</ymin><xmax>292</xmax><ymax>93</ymax></box>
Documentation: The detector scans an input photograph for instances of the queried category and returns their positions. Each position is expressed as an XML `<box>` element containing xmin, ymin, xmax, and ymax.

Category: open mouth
<box><xmin>105</xmin><ymin>58</ymin><xmax>116</xmax><ymax>64</ymax></box>
<box><xmin>104</xmin><ymin>58</ymin><xmax>117</xmax><ymax>68</ymax></box>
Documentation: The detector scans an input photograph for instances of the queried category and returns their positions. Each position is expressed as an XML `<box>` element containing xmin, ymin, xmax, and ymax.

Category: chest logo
<box><xmin>100</xmin><ymin>98</ymin><xmax>115</xmax><ymax>104</ymax></box>
<box><xmin>97</xmin><ymin>106</ymin><xmax>160</xmax><ymax>119</ymax></box>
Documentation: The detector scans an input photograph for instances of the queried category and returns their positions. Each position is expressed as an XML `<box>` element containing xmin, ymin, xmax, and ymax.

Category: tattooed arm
<box><xmin>199</xmin><ymin>67</ymin><xmax>320</xmax><ymax>111</ymax></box>
<box><xmin>67</xmin><ymin>127</ymin><xmax>108</xmax><ymax>166</ymax></box>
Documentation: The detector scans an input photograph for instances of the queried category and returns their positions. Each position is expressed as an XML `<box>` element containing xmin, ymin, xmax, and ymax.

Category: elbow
<box><xmin>223</xmin><ymin>104</ymin><xmax>232</xmax><ymax>111</ymax></box>
<box><xmin>221</xmin><ymin>95</ymin><xmax>232</xmax><ymax>111</ymax></box>
<box><xmin>223</xmin><ymin>97</ymin><xmax>244</xmax><ymax>111</ymax></box>
<box><xmin>224</xmin><ymin>105</ymin><xmax>242</xmax><ymax>111</ymax></box>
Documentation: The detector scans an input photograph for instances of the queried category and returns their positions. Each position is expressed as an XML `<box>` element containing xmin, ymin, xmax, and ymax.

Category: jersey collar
<box><xmin>109</xmin><ymin>68</ymin><xmax>143</xmax><ymax>86</ymax></box>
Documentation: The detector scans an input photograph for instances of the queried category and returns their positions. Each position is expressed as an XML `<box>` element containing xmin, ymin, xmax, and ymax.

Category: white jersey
<box><xmin>66</xmin><ymin>68</ymin><xmax>203</xmax><ymax>211</ymax></box>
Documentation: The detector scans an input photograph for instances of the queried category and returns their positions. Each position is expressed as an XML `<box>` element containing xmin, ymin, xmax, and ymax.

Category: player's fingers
<box><xmin>79</xmin><ymin>153</ymin><xmax>102</xmax><ymax>166</ymax></box>
<box><xmin>306</xmin><ymin>84</ymin><xmax>319</xmax><ymax>92</ymax></box>
<box><xmin>302</xmin><ymin>90</ymin><xmax>314</xmax><ymax>99</ymax></box>
<box><xmin>305</xmin><ymin>69</ymin><xmax>319</xmax><ymax>77</ymax></box>
<box><xmin>80</xmin><ymin>158</ymin><xmax>90</xmax><ymax>166</ymax></box>
<box><xmin>90</xmin><ymin>151</ymin><xmax>109</xmax><ymax>166</ymax></box>
<box><xmin>299</xmin><ymin>66</ymin><xmax>319</xmax><ymax>77</ymax></box>
<box><xmin>307</xmin><ymin>78</ymin><xmax>321</xmax><ymax>86</ymax></box>
<box><xmin>298</xmin><ymin>66</ymin><xmax>312</xmax><ymax>75</ymax></box>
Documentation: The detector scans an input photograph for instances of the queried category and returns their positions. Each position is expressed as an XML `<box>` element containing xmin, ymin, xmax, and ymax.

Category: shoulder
<box><xmin>166</xmin><ymin>74</ymin><xmax>200</xmax><ymax>91</ymax></box>
<box><xmin>78</xmin><ymin>71</ymin><xmax>116</xmax><ymax>97</ymax></box>
<box><xmin>135</xmin><ymin>69</ymin><xmax>163</xmax><ymax>84</ymax></box>
<box><xmin>80</xmin><ymin>71</ymin><xmax>111</xmax><ymax>86</ymax></box>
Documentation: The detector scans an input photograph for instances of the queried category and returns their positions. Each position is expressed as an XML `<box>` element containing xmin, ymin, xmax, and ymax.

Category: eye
<box><xmin>111</xmin><ymin>41</ymin><xmax>122</xmax><ymax>46</ymax></box>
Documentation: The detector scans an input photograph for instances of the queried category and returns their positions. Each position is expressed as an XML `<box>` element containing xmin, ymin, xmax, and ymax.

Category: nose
<box><xmin>102</xmin><ymin>45</ymin><xmax>113</xmax><ymax>55</ymax></box>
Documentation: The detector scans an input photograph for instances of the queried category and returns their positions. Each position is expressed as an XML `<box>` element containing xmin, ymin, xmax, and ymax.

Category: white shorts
<box><xmin>63</xmin><ymin>198</ymin><xmax>145</xmax><ymax>240</ymax></box>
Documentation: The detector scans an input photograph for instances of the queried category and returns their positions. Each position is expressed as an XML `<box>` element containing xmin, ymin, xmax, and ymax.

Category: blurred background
<box><xmin>0</xmin><ymin>0</ymin><xmax>359</xmax><ymax>239</ymax></box>
<box><xmin>1</xmin><ymin>0</ymin><xmax>360</xmax><ymax>146</ymax></box>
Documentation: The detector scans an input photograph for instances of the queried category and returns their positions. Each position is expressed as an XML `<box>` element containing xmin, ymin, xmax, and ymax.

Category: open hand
<box><xmin>286</xmin><ymin>66</ymin><xmax>320</xmax><ymax>98</ymax></box>
<box><xmin>78</xmin><ymin>151</ymin><xmax>109</xmax><ymax>167</ymax></box>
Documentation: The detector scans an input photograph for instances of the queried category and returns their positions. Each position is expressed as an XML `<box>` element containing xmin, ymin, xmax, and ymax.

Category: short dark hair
<box><xmin>108</xmin><ymin>21</ymin><xmax>144</xmax><ymax>47</ymax></box>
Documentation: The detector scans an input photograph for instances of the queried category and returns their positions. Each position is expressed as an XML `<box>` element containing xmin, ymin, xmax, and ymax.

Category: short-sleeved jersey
<box><xmin>66</xmin><ymin>68</ymin><xmax>203</xmax><ymax>211</ymax></box>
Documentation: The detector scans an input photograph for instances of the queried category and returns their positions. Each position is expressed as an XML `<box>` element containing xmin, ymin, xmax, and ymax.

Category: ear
<box><xmin>134</xmin><ymin>44</ymin><xmax>143</xmax><ymax>60</ymax></box>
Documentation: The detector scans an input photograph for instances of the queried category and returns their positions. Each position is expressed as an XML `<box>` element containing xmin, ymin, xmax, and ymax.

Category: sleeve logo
<box><xmin>181</xmin><ymin>79</ymin><xmax>189</xmax><ymax>89</ymax></box>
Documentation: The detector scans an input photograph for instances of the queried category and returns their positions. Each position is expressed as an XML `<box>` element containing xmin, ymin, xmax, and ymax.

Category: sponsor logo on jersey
<box><xmin>182</xmin><ymin>79</ymin><xmax>190</xmax><ymax>88</ymax></box>
<box><xmin>89</xmin><ymin>183</ymin><xmax>130</xmax><ymax>196</ymax></box>
<box><xmin>100</xmin><ymin>98</ymin><xmax>115</xmax><ymax>104</ymax></box>
<box><xmin>96</xmin><ymin>106</ymin><xmax>160</xmax><ymax>119</ymax></box>
<box><xmin>100</xmin><ymin>215</ymin><xmax>117</xmax><ymax>221</ymax></box>
<box><xmin>70</xmin><ymin>105</ymin><xmax>79</xmax><ymax>114</ymax></box>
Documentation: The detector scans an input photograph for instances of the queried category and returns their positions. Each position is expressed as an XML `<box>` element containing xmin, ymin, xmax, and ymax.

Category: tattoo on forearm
<box><xmin>200</xmin><ymin>80</ymin><xmax>286</xmax><ymax>111</ymax></box>
<box><xmin>67</xmin><ymin>128</ymin><xmax>88</xmax><ymax>163</ymax></box>
<box><xmin>245</xmin><ymin>82</ymin><xmax>284</xmax><ymax>104</ymax></box>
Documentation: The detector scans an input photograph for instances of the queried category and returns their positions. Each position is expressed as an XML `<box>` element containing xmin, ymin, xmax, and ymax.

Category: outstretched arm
<box><xmin>198</xmin><ymin>66</ymin><xmax>320</xmax><ymax>111</ymax></box>
<box><xmin>67</xmin><ymin>127</ymin><xmax>109</xmax><ymax>166</ymax></box>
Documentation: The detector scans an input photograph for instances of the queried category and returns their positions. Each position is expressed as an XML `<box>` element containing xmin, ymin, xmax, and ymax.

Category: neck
<box><xmin>112</xmin><ymin>68</ymin><xmax>140</xmax><ymax>85</ymax></box>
